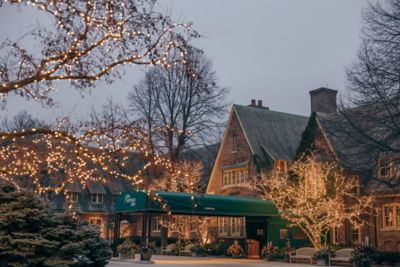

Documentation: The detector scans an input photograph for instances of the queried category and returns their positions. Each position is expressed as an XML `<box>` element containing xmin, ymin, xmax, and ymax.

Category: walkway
<box><xmin>108</xmin><ymin>255</ymin><xmax>314</xmax><ymax>267</ymax></box>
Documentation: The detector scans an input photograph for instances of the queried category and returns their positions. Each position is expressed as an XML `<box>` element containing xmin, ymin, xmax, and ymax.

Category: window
<box><xmin>66</xmin><ymin>192</ymin><xmax>79</xmax><ymax>203</ymax></box>
<box><xmin>293</xmin><ymin>229</ymin><xmax>307</xmax><ymax>240</ymax></box>
<box><xmin>274</xmin><ymin>160</ymin><xmax>288</xmax><ymax>173</ymax></box>
<box><xmin>91</xmin><ymin>193</ymin><xmax>104</xmax><ymax>204</ymax></box>
<box><xmin>230</xmin><ymin>217</ymin><xmax>242</xmax><ymax>237</ymax></box>
<box><xmin>379</xmin><ymin>158</ymin><xmax>391</xmax><ymax>177</ymax></box>
<box><xmin>351</xmin><ymin>226</ymin><xmax>361</xmax><ymax>244</ymax></box>
<box><xmin>383</xmin><ymin>206</ymin><xmax>396</xmax><ymax>228</ymax></box>
<box><xmin>42</xmin><ymin>190</ymin><xmax>54</xmax><ymax>201</ymax></box>
<box><xmin>378</xmin><ymin>157</ymin><xmax>400</xmax><ymax>178</ymax></box>
<box><xmin>218</xmin><ymin>217</ymin><xmax>229</xmax><ymax>236</ymax></box>
<box><xmin>218</xmin><ymin>217</ymin><xmax>243</xmax><ymax>237</ymax></box>
<box><xmin>152</xmin><ymin>217</ymin><xmax>161</xmax><ymax>231</ymax></box>
<box><xmin>331</xmin><ymin>227</ymin><xmax>339</xmax><ymax>244</ymax></box>
<box><xmin>222</xmin><ymin>168</ymin><xmax>248</xmax><ymax>187</ymax></box>
<box><xmin>280</xmin><ymin>229</ymin><xmax>288</xmax><ymax>239</ymax></box>
<box><xmin>232</xmin><ymin>133</ymin><xmax>237</xmax><ymax>152</ymax></box>
<box><xmin>89</xmin><ymin>217</ymin><xmax>102</xmax><ymax>226</ymax></box>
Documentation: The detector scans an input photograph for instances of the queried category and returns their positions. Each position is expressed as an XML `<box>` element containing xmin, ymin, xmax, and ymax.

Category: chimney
<box><xmin>257</xmin><ymin>100</ymin><xmax>263</xmax><ymax>107</ymax></box>
<box><xmin>250</xmin><ymin>99</ymin><xmax>256</xmax><ymax>106</ymax></box>
<box><xmin>309</xmin><ymin>87</ymin><xmax>338</xmax><ymax>113</ymax></box>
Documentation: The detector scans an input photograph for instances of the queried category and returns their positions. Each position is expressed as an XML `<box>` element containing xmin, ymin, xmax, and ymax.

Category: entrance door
<box><xmin>246</xmin><ymin>217</ymin><xmax>268</xmax><ymax>244</ymax></box>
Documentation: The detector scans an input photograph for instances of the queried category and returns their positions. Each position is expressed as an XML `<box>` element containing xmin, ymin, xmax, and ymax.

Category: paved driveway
<box><xmin>107</xmin><ymin>255</ymin><xmax>314</xmax><ymax>267</ymax></box>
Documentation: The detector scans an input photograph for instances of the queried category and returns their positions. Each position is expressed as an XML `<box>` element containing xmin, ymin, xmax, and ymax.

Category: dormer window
<box><xmin>91</xmin><ymin>193</ymin><xmax>104</xmax><ymax>204</ymax></box>
<box><xmin>66</xmin><ymin>192</ymin><xmax>79</xmax><ymax>203</ymax></box>
<box><xmin>378</xmin><ymin>157</ymin><xmax>400</xmax><ymax>178</ymax></box>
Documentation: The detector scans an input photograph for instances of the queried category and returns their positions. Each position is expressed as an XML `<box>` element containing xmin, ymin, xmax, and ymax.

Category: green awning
<box><xmin>115</xmin><ymin>190</ymin><xmax>278</xmax><ymax>217</ymax></box>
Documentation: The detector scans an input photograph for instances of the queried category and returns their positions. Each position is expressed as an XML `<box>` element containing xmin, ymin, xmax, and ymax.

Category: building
<box><xmin>206</xmin><ymin>99</ymin><xmax>309</xmax><ymax>246</ymax></box>
<box><xmin>299</xmin><ymin>88</ymin><xmax>400</xmax><ymax>251</ymax></box>
<box><xmin>206</xmin><ymin>88</ymin><xmax>400</xmax><ymax>252</ymax></box>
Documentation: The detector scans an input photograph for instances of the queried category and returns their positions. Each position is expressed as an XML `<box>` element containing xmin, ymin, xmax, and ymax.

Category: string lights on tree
<box><xmin>253</xmin><ymin>153</ymin><xmax>374</xmax><ymax>250</ymax></box>
<box><xmin>0</xmin><ymin>0</ymin><xmax>199</xmax><ymax>106</ymax></box>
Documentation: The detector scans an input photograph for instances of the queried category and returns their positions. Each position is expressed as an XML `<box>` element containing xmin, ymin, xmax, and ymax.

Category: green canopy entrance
<box><xmin>115</xmin><ymin>190</ymin><xmax>278</xmax><ymax>217</ymax></box>
<box><xmin>112</xmin><ymin>190</ymin><xmax>280</xmax><ymax>258</ymax></box>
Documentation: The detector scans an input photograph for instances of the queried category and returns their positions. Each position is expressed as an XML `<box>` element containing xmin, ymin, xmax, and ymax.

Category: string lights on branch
<box><xmin>0</xmin><ymin>0</ymin><xmax>199</xmax><ymax>106</ymax></box>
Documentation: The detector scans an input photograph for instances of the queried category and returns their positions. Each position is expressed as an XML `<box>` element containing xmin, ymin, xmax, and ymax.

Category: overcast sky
<box><xmin>0</xmin><ymin>0</ymin><xmax>370</xmax><ymax>122</ymax></box>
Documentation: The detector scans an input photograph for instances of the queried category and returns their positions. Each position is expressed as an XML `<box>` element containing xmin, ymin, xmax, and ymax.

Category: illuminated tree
<box><xmin>0</xmin><ymin>0</ymin><xmax>200</xmax><ymax>206</ymax></box>
<box><xmin>150</xmin><ymin>161</ymin><xmax>209</xmax><ymax>243</ymax></box>
<box><xmin>254</xmin><ymin>154</ymin><xmax>374</xmax><ymax>250</ymax></box>
<box><xmin>0</xmin><ymin>0</ymin><xmax>198</xmax><ymax>106</ymax></box>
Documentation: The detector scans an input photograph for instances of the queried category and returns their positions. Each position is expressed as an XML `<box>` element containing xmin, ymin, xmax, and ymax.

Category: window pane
<box><xmin>384</xmin><ymin>206</ymin><xmax>395</xmax><ymax>228</ymax></box>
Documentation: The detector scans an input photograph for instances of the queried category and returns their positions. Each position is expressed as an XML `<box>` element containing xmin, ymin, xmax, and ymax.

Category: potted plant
<box><xmin>351</xmin><ymin>246</ymin><xmax>375</xmax><ymax>267</ymax></box>
<box><xmin>140</xmin><ymin>246</ymin><xmax>153</xmax><ymax>261</ymax></box>
<box><xmin>316</xmin><ymin>248</ymin><xmax>330</xmax><ymax>266</ymax></box>
<box><xmin>261</xmin><ymin>242</ymin><xmax>279</xmax><ymax>261</ymax></box>
<box><xmin>227</xmin><ymin>240</ymin><xmax>244</xmax><ymax>258</ymax></box>
<box><xmin>117</xmin><ymin>238</ymin><xmax>138</xmax><ymax>259</ymax></box>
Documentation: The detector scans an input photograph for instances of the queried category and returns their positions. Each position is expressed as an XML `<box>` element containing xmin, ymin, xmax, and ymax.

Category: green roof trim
<box><xmin>115</xmin><ymin>190</ymin><xmax>278</xmax><ymax>217</ymax></box>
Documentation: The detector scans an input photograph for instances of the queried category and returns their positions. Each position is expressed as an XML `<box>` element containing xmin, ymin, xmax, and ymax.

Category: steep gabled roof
<box><xmin>234</xmin><ymin>104</ymin><xmax>309</xmax><ymax>167</ymax></box>
<box><xmin>314</xmin><ymin>111</ymin><xmax>400</xmax><ymax>192</ymax></box>
<box><xmin>316</xmin><ymin>111</ymin><xmax>379</xmax><ymax>174</ymax></box>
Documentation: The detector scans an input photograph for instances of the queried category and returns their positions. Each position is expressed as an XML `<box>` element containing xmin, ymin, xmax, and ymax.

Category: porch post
<box><xmin>112</xmin><ymin>212</ymin><xmax>121</xmax><ymax>257</ymax></box>
<box><xmin>146</xmin><ymin>212</ymin><xmax>152</xmax><ymax>248</ymax></box>
<box><xmin>141</xmin><ymin>211</ymin><xmax>147</xmax><ymax>245</ymax></box>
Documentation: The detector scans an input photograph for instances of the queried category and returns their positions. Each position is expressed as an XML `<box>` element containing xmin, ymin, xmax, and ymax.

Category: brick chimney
<box><xmin>309</xmin><ymin>87</ymin><xmax>338</xmax><ymax>113</ymax></box>
<box><xmin>257</xmin><ymin>100</ymin><xmax>263</xmax><ymax>107</ymax></box>
<box><xmin>250</xmin><ymin>99</ymin><xmax>256</xmax><ymax>106</ymax></box>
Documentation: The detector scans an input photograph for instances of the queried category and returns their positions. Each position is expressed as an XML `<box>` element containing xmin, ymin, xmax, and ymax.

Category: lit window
<box><xmin>66</xmin><ymin>192</ymin><xmax>79</xmax><ymax>203</ymax></box>
<box><xmin>91</xmin><ymin>193</ymin><xmax>104</xmax><ymax>204</ymax></box>
<box><xmin>279</xmin><ymin>229</ymin><xmax>288</xmax><ymax>239</ymax></box>
<box><xmin>230</xmin><ymin>217</ymin><xmax>242</xmax><ymax>237</ymax></box>
<box><xmin>222</xmin><ymin>168</ymin><xmax>248</xmax><ymax>187</ymax></box>
<box><xmin>218</xmin><ymin>217</ymin><xmax>229</xmax><ymax>236</ymax></box>
<box><xmin>383</xmin><ymin>206</ymin><xmax>395</xmax><ymax>228</ymax></box>
<box><xmin>152</xmin><ymin>217</ymin><xmax>161</xmax><ymax>231</ymax></box>
<box><xmin>274</xmin><ymin>160</ymin><xmax>288</xmax><ymax>173</ymax></box>
<box><xmin>89</xmin><ymin>217</ymin><xmax>102</xmax><ymax>226</ymax></box>
<box><xmin>351</xmin><ymin>226</ymin><xmax>361</xmax><ymax>244</ymax></box>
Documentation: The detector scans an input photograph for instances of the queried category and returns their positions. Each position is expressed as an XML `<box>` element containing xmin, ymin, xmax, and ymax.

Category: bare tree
<box><xmin>342</xmin><ymin>0</ymin><xmax>400</xmax><ymax>153</ymax></box>
<box><xmin>0</xmin><ymin>0</ymin><xmax>198</xmax><ymax>106</ymax></box>
<box><xmin>129</xmin><ymin>49</ymin><xmax>229</xmax><ymax>162</ymax></box>
<box><xmin>1</xmin><ymin>110</ymin><xmax>46</xmax><ymax>131</ymax></box>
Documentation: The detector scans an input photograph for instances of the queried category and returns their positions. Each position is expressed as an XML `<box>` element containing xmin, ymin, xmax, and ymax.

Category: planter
<box><xmin>232</xmin><ymin>254</ymin><xmax>243</xmax><ymax>259</ymax></box>
<box><xmin>119</xmin><ymin>252</ymin><xmax>134</xmax><ymax>260</ymax></box>
<box><xmin>140</xmin><ymin>248</ymin><xmax>153</xmax><ymax>261</ymax></box>
<box><xmin>317</xmin><ymin>259</ymin><xmax>327</xmax><ymax>266</ymax></box>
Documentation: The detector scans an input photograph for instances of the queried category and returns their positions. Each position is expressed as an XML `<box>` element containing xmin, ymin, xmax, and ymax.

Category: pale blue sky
<box><xmin>0</xmin><ymin>0</ymin><xmax>370</xmax><ymax>122</ymax></box>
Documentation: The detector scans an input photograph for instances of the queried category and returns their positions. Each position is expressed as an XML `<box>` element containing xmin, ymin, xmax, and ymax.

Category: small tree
<box><xmin>254</xmin><ymin>155</ymin><xmax>374</xmax><ymax>250</ymax></box>
<box><xmin>0</xmin><ymin>181</ymin><xmax>112</xmax><ymax>266</ymax></box>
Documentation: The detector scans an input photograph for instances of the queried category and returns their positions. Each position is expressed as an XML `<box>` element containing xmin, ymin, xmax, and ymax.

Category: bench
<box><xmin>329</xmin><ymin>248</ymin><xmax>354</xmax><ymax>266</ymax></box>
<box><xmin>290</xmin><ymin>247</ymin><xmax>315</xmax><ymax>264</ymax></box>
